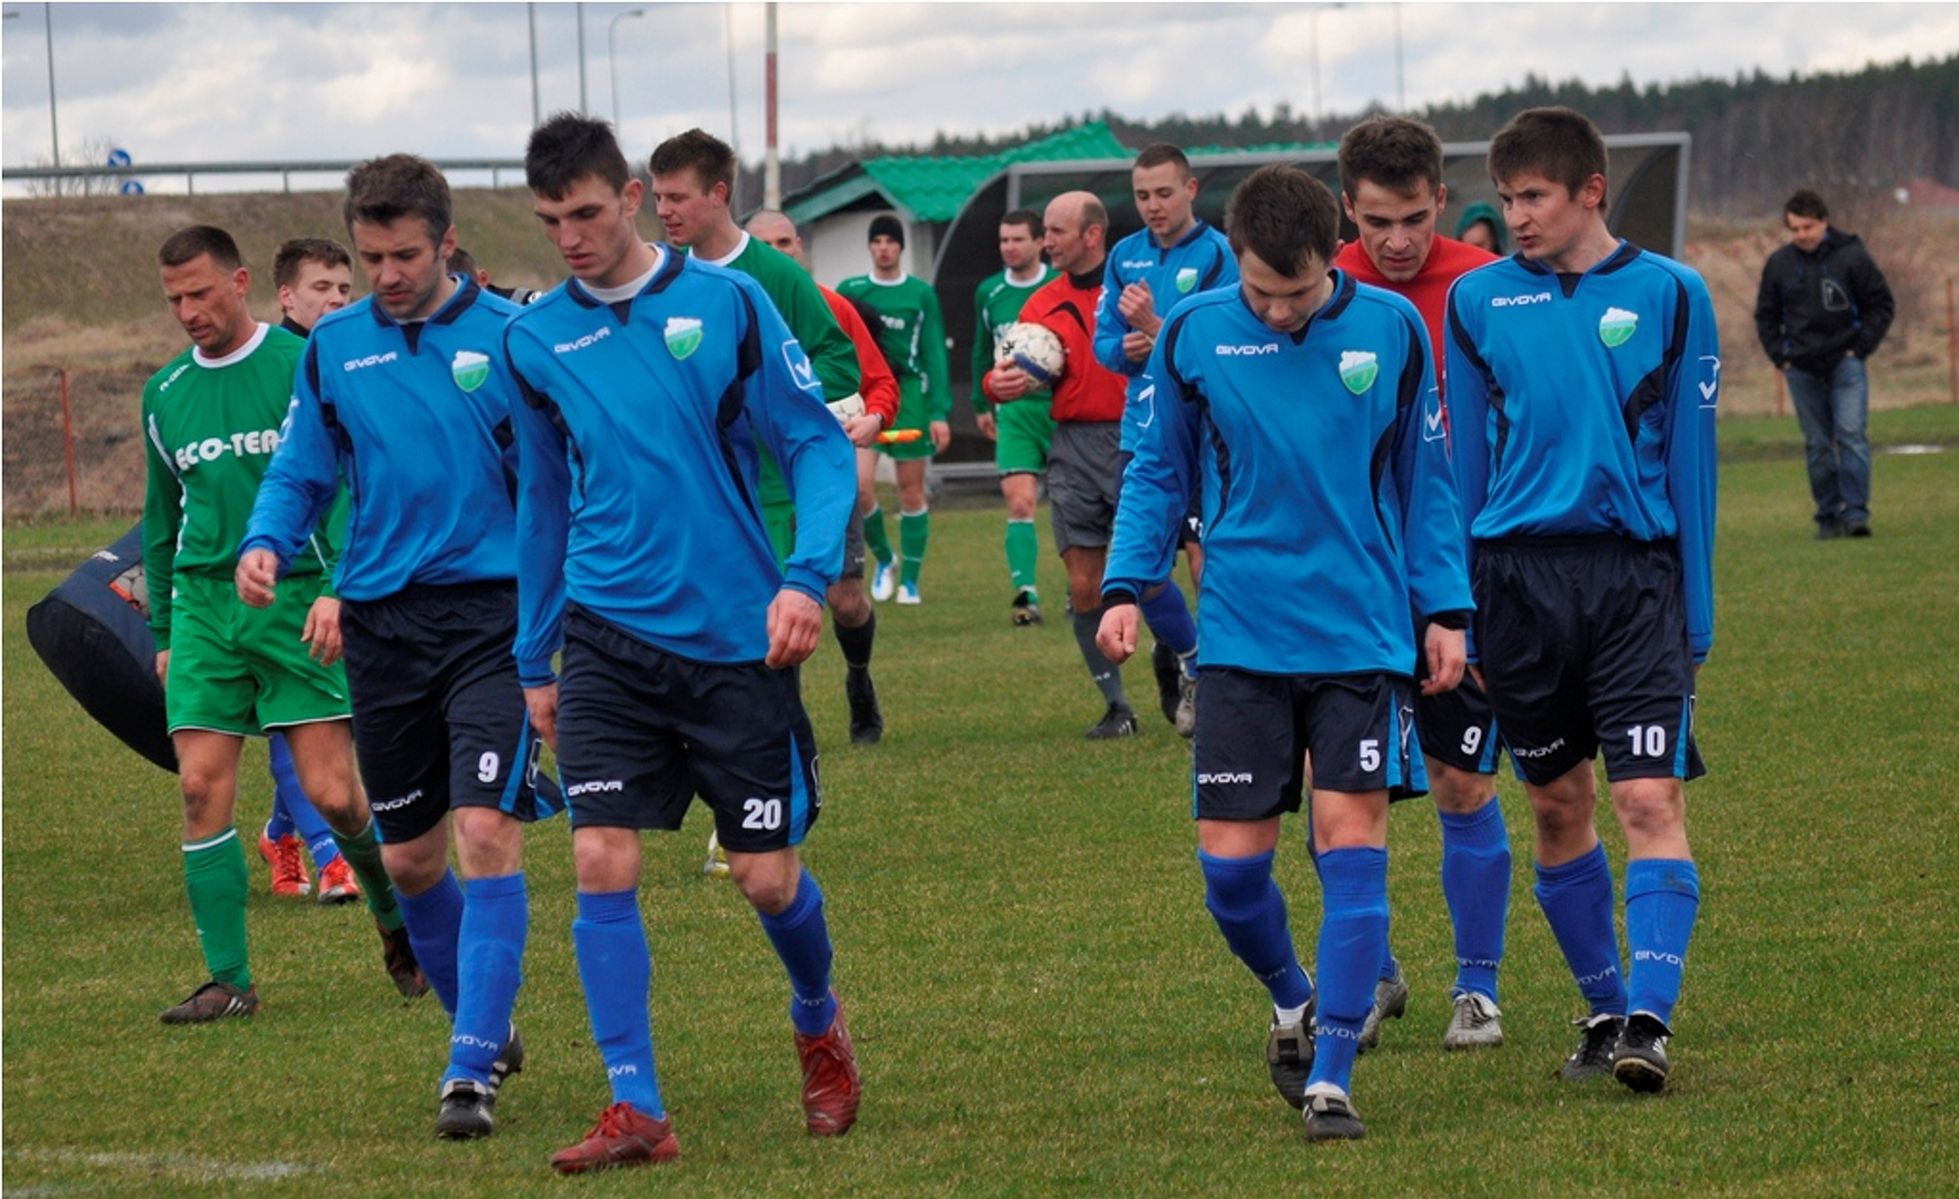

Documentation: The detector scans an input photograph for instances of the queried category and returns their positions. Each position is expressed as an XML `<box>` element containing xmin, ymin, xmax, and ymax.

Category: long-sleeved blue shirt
<box><xmin>503</xmin><ymin>249</ymin><xmax>855</xmax><ymax>682</ymax></box>
<box><xmin>1104</xmin><ymin>271</ymin><xmax>1472</xmax><ymax>677</ymax></box>
<box><xmin>243</xmin><ymin>278</ymin><xmax>523</xmax><ymax>600</ymax></box>
<box><xmin>1092</xmin><ymin>221</ymin><xmax>1238</xmax><ymax>451</ymax></box>
<box><xmin>1444</xmin><ymin>241</ymin><xmax>1719</xmax><ymax>661</ymax></box>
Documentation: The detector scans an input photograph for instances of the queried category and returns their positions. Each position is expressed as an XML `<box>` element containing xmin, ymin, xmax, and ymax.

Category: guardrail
<box><xmin>2</xmin><ymin>158</ymin><xmax>528</xmax><ymax>194</ymax></box>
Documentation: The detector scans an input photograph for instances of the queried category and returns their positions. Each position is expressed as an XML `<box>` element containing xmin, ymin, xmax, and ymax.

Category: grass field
<box><xmin>4</xmin><ymin>408</ymin><xmax>1957</xmax><ymax>1197</ymax></box>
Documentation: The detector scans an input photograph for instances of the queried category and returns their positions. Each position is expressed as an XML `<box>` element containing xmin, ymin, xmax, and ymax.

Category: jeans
<box><xmin>1785</xmin><ymin>356</ymin><xmax>1870</xmax><ymax>525</ymax></box>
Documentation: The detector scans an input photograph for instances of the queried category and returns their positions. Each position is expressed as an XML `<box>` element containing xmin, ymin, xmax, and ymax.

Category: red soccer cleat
<box><xmin>549</xmin><ymin>1102</ymin><xmax>679</xmax><ymax>1174</ymax></box>
<box><xmin>795</xmin><ymin>995</ymin><xmax>862</xmax><ymax>1137</ymax></box>
<box><xmin>315</xmin><ymin>855</ymin><xmax>362</xmax><ymax>905</ymax></box>
<box><xmin>258</xmin><ymin>829</ymin><xmax>310</xmax><ymax>898</ymax></box>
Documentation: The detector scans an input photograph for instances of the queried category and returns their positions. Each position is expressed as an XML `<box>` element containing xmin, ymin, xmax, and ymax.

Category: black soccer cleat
<box><xmin>1558</xmin><ymin>1013</ymin><xmax>1626</xmax><ymax>1081</ymax></box>
<box><xmin>1611</xmin><ymin>1012</ymin><xmax>1672</xmax><ymax>1093</ymax></box>
<box><xmin>1151</xmin><ymin>642</ymin><xmax>1182</xmax><ymax>727</ymax></box>
<box><xmin>1011</xmin><ymin>589</ymin><xmax>1043</xmax><ymax>627</ymax></box>
<box><xmin>490</xmin><ymin>1025</ymin><xmax>525</xmax><ymax>1093</ymax></box>
<box><xmin>159</xmin><ymin>979</ymin><xmax>259</xmax><ymax>1025</ymax></box>
<box><xmin>1301</xmin><ymin>1087</ymin><xmax>1366</xmax><ymax>1142</ymax></box>
<box><xmin>434</xmin><ymin>1078</ymin><xmax>497</xmax><ymax>1140</ymax></box>
<box><xmin>1266</xmin><ymin>1001</ymin><xmax>1316</xmax><ymax>1110</ymax></box>
<box><xmin>845</xmin><ymin>665</ymin><xmax>883</xmax><ymax>745</ymax></box>
<box><xmin>1084</xmin><ymin>703</ymin><xmax>1139</xmax><ymax>740</ymax></box>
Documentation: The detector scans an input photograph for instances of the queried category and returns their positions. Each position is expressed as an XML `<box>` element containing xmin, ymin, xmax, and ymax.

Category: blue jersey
<box><xmin>503</xmin><ymin>250</ymin><xmax>855</xmax><ymax>682</ymax></box>
<box><xmin>244</xmin><ymin>279</ymin><xmax>523</xmax><ymax>601</ymax></box>
<box><xmin>1444</xmin><ymin>241</ymin><xmax>1719</xmax><ymax>661</ymax></box>
<box><xmin>1104</xmin><ymin>271</ymin><xmax>1472</xmax><ymax>677</ymax></box>
<box><xmin>1094</xmin><ymin>221</ymin><xmax>1238</xmax><ymax>451</ymax></box>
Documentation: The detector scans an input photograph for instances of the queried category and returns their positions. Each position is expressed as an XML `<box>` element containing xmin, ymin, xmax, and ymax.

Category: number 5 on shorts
<box><xmin>1359</xmin><ymin>739</ymin><xmax>1381</xmax><ymax>772</ymax></box>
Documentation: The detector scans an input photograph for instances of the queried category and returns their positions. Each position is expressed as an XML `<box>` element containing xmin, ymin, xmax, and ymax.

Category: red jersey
<box><xmin>1334</xmin><ymin>235</ymin><xmax>1496</xmax><ymax>371</ymax></box>
<box><xmin>983</xmin><ymin>266</ymin><xmax>1125</xmax><ymax>424</ymax></box>
<box><xmin>819</xmin><ymin>284</ymin><xmax>900</xmax><ymax>427</ymax></box>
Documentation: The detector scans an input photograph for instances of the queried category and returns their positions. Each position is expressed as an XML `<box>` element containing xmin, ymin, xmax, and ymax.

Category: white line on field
<box><xmin>7</xmin><ymin>1148</ymin><xmax>321</xmax><ymax>1188</ymax></box>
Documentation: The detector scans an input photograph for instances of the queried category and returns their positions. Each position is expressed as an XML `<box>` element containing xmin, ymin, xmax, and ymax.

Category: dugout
<box><xmin>913</xmin><ymin>132</ymin><xmax>1692</xmax><ymax>479</ymax></box>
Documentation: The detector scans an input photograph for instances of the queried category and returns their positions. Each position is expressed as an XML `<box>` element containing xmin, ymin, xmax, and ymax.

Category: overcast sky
<box><xmin>4</xmin><ymin>1</ymin><xmax>1958</xmax><ymax>193</ymax></box>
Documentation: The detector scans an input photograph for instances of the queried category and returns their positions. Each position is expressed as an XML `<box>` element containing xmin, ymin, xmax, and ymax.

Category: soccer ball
<box><xmin>997</xmin><ymin>322</ymin><xmax>1064</xmax><ymax>388</ymax></box>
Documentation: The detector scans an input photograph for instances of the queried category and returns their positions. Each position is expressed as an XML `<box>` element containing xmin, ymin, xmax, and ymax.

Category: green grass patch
<box><xmin>5</xmin><ymin>442</ymin><xmax>1957</xmax><ymax>1196</ymax></box>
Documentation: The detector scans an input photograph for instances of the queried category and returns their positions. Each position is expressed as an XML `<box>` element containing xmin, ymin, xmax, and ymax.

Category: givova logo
<box><xmin>1491</xmin><ymin>292</ymin><xmax>1552</xmax><ymax>308</ymax></box>
<box><xmin>566</xmin><ymin>779</ymin><xmax>624</xmax><ymax>797</ymax></box>
<box><xmin>1197</xmin><ymin>771</ymin><xmax>1254</xmax><ymax>785</ymax></box>
<box><xmin>1339</xmin><ymin>350</ymin><xmax>1379</xmax><ymax>395</ymax></box>
<box><xmin>664</xmin><ymin>316</ymin><xmax>703</xmax><ymax>360</ymax></box>
<box><xmin>343</xmin><ymin>351</ymin><xmax>399</xmax><ymax>373</ymax></box>
<box><xmin>451</xmin><ymin>349</ymin><xmax>490</xmax><ymax>393</ymax></box>
<box><xmin>1215</xmin><ymin>343</ymin><xmax>1278</xmax><ymax>357</ymax></box>
<box><xmin>554</xmin><ymin>326</ymin><xmax>611</xmax><ymax>354</ymax></box>
<box><xmin>1599</xmin><ymin>306</ymin><xmax>1639</xmax><ymax>348</ymax></box>
<box><xmin>781</xmin><ymin>340</ymin><xmax>819</xmax><ymax>394</ymax></box>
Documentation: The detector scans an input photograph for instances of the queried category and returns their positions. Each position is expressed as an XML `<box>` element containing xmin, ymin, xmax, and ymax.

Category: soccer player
<box><xmin>1331</xmin><ymin>115</ymin><xmax>1507</xmax><ymax>1052</ymax></box>
<box><xmin>837</xmin><ymin>214</ymin><xmax>953</xmax><ymax>604</ymax></box>
<box><xmin>651</xmin><ymin>129</ymin><xmax>890</xmax><ymax>747</ymax></box>
<box><xmin>1445</xmin><ymin>107</ymin><xmax>1717</xmax><ymax>1093</ymax></box>
<box><xmin>1093</xmin><ymin>144</ymin><xmax>1236</xmax><ymax>735</ymax></box>
<box><xmin>1099</xmin><ymin>164</ymin><xmax>1469</xmax><ymax>1141</ymax></box>
<box><xmin>259</xmin><ymin>235</ymin><xmax>362</xmax><ymax>904</ymax></box>
<box><xmin>241</xmin><ymin>155</ymin><xmax>561</xmax><ymax>1138</ymax></box>
<box><xmin>506</xmin><ymin>113</ymin><xmax>861</xmax><ymax>1173</ymax></box>
<box><xmin>983</xmin><ymin>192</ymin><xmax>1136</xmax><ymax>739</ymax></box>
<box><xmin>141</xmin><ymin>225</ymin><xmax>415</xmax><ymax>1024</ymax></box>
<box><xmin>971</xmin><ymin>208</ymin><xmax>1057</xmax><ymax>625</ymax></box>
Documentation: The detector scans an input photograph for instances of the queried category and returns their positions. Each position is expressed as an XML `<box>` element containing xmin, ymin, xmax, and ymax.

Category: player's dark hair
<box><xmin>525</xmin><ymin>111</ymin><xmax>631</xmax><ymax>199</ymax></box>
<box><xmin>447</xmin><ymin>245</ymin><xmax>480</xmax><ymax>280</ymax></box>
<box><xmin>649</xmin><ymin>128</ymin><xmax>737</xmax><ymax>196</ymax></box>
<box><xmin>1001</xmin><ymin>208</ymin><xmax>1043</xmax><ymax>237</ymax></box>
<box><xmin>272</xmin><ymin>237</ymin><xmax>351</xmax><ymax>289</ymax></box>
<box><xmin>1784</xmin><ymin>188</ymin><xmax>1829</xmax><ymax>222</ymax></box>
<box><xmin>343</xmin><ymin>154</ymin><xmax>453</xmax><ymax>245</ymax></box>
<box><xmin>1133</xmin><ymin>143</ymin><xmax>1192</xmax><ymax>179</ymax></box>
<box><xmin>158</xmin><ymin>225</ymin><xmax>242</xmax><ymax>271</ymax></box>
<box><xmin>1488</xmin><ymin>107</ymin><xmax>1609</xmax><ymax>204</ymax></box>
<box><xmin>1338</xmin><ymin>116</ymin><xmax>1444</xmax><ymax>200</ymax></box>
<box><xmin>1225</xmin><ymin>165</ymin><xmax>1339</xmax><ymax>275</ymax></box>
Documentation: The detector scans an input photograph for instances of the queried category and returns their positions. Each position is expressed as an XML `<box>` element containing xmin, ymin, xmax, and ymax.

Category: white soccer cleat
<box><xmin>702</xmin><ymin>830</ymin><xmax>730</xmax><ymax>879</ymax></box>
<box><xmin>870</xmin><ymin>561</ymin><xmax>897</xmax><ymax>602</ymax></box>
<box><xmin>1441</xmin><ymin>991</ymin><xmax>1504</xmax><ymax>1050</ymax></box>
<box><xmin>896</xmin><ymin>582</ymin><xmax>921</xmax><ymax>605</ymax></box>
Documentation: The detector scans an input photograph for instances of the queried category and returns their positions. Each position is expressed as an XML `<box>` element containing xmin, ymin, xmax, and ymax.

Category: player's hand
<box><xmin>1121</xmin><ymin>330</ymin><xmax>1154</xmax><ymax>363</ymax></box>
<box><xmin>155</xmin><ymin>649</ymin><xmax>171</xmax><ymax>687</ymax></box>
<box><xmin>843</xmin><ymin>411</ymin><xmax>884</xmax><ymax>448</ymax></box>
<box><xmin>766</xmin><ymin>588</ymin><xmax>823</xmax><ymax>668</ymax></box>
<box><xmin>976</xmin><ymin>412</ymin><xmax>998</xmax><ymax>441</ymax></box>
<box><xmin>988</xmin><ymin>365</ymin><xmax>1033</xmax><ymax>402</ymax></box>
<box><xmin>301</xmin><ymin>596</ymin><xmax>344</xmax><ymax>667</ymax></box>
<box><xmin>1421</xmin><ymin>624</ymin><xmax>1466</xmax><ymax>695</ymax></box>
<box><xmin>236</xmin><ymin>548</ymin><xmax>280</xmax><ymax>608</ymax></box>
<box><xmin>1117</xmin><ymin>282</ymin><xmax>1157</xmax><ymax>331</ymax></box>
<box><xmin>1096</xmin><ymin>603</ymin><xmax>1141</xmax><ymax>665</ymax></box>
<box><xmin>929</xmin><ymin>420</ymin><xmax>952</xmax><ymax>452</ymax></box>
<box><xmin>523</xmin><ymin>682</ymin><xmax>559</xmax><ymax>751</ymax></box>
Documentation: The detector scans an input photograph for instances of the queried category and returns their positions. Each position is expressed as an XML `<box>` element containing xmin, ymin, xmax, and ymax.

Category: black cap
<box><xmin>868</xmin><ymin>214</ymin><xmax>905</xmax><ymax>248</ymax></box>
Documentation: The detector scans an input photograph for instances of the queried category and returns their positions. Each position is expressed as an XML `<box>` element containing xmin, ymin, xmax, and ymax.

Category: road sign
<box><xmin>119</xmin><ymin>179</ymin><xmax>144</xmax><ymax>196</ymax></box>
<box><xmin>106</xmin><ymin>147</ymin><xmax>133</xmax><ymax>168</ymax></box>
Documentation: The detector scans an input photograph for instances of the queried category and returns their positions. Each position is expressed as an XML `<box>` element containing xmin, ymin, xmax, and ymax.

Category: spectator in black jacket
<box><xmin>1754</xmin><ymin>189</ymin><xmax>1896</xmax><ymax>538</ymax></box>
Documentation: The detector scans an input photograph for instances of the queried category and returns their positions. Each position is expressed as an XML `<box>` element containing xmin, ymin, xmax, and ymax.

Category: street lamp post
<box><xmin>528</xmin><ymin>2</ymin><xmax>541</xmax><ymax>127</ymax></box>
<box><xmin>1308</xmin><ymin>2</ymin><xmax>1345</xmax><ymax>132</ymax></box>
<box><xmin>576</xmin><ymin>2</ymin><xmax>588</xmax><ymax>114</ymax></box>
<box><xmin>609</xmin><ymin>8</ymin><xmax>645</xmax><ymax>128</ymax></box>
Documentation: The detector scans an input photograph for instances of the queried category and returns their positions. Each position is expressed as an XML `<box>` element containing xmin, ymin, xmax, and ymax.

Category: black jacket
<box><xmin>1753</xmin><ymin>228</ymin><xmax>1895</xmax><ymax>373</ymax></box>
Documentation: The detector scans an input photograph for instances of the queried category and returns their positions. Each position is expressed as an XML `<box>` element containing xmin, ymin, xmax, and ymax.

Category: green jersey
<box><xmin>971</xmin><ymin>264</ymin><xmax>1057</xmax><ymax>414</ymax></box>
<box><xmin>836</xmin><ymin>272</ymin><xmax>952</xmax><ymax>422</ymax></box>
<box><xmin>141</xmin><ymin>323</ymin><xmax>333</xmax><ymax>648</ymax></box>
<box><xmin>695</xmin><ymin>232</ymin><xmax>859</xmax><ymax>507</ymax></box>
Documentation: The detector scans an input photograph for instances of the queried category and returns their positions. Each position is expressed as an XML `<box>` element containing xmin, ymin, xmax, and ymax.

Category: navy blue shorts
<box><xmin>1192</xmin><ymin>668</ymin><xmax>1425</xmax><ymax>822</ymax></box>
<box><xmin>340</xmin><ymin>582</ymin><xmax>561</xmax><ymax>844</ymax></box>
<box><xmin>1472</xmin><ymin>536</ymin><xmax>1705</xmax><ymax>787</ymax></box>
<box><xmin>1415</xmin><ymin>659</ymin><xmax>1502</xmax><ymax>774</ymax></box>
<box><xmin>554</xmin><ymin>606</ymin><xmax>821</xmax><ymax>852</ymax></box>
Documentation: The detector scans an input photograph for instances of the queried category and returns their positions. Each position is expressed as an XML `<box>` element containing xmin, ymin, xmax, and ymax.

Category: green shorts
<box><xmin>994</xmin><ymin>397</ymin><xmax>1055</xmax><ymax>475</ymax></box>
<box><xmin>163</xmin><ymin>571</ymin><xmax>352</xmax><ymax>736</ymax></box>
<box><xmin>878</xmin><ymin>375</ymin><xmax>937</xmax><ymax>461</ymax></box>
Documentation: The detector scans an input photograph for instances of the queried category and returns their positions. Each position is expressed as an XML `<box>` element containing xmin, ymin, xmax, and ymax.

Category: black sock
<box><xmin>1072</xmin><ymin>606</ymin><xmax>1128</xmax><ymax>708</ymax></box>
<box><xmin>833</xmin><ymin>607</ymin><xmax>875</xmax><ymax>669</ymax></box>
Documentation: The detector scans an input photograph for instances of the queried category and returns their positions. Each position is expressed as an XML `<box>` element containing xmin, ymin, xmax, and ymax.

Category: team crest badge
<box><xmin>665</xmin><ymin>316</ymin><xmax>704</xmax><ymax>360</ymax></box>
<box><xmin>1599</xmin><ymin>307</ymin><xmax>1638</xmax><ymax>348</ymax></box>
<box><xmin>450</xmin><ymin>350</ymin><xmax>490</xmax><ymax>393</ymax></box>
<box><xmin>1339</xmin><ymin>350</ymin><xmax>1379</xmax><ymax>395</ymax></box>
<box><xmin>1175</xmin><ymin>267</ymin><xmax>1199</xmax><ymax>294</ymax></box>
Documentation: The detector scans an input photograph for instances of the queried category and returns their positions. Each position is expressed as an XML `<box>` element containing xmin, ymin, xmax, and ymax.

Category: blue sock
<box><xmin>1307</xmin><ymin>847</ymin><xmax>1389</xmax><ymax>1095</ymax></box>
<box><xmin>398</xmin><ymin>870</ymin><xmax>465</xmax><ymax>1016</ymax></box>
<box><xmin>1533</xmin><ymin>844</ymin><xmax>1627</xmax><ymax>1016</ymax></box>
<box><xmin>1198</xmin><ymin>849</ymin><xmax>1314</xmax><ymax>1011</ymax></box>
<box><xmin>573</xmin><ymin>889</ymin><xmax>665</xmax><ymax>1118</ymax></box>
<box><xmin>264</xmin><ymin>735</ymin><xmax>298</xmax><ymax>842</ymax></box>
<box><xmin>1138</xmin><ymin>580</ymin><xmax>1198</xmax><ymax>658</ymax></box>
<box><xmin>1624</xmin><ymin>858</ymin><xmax>1700</xmax><ymax>1026</ymax></box>
<box><xmin>1379</xmin><ymin>945</ymin><xmax>1401</xmax><ymax>984</ymax></box>
<box><xmin>444</xmin><ymin>873</ymin><xmax>529</xmax><ymax>1087</ymax></box>
<box><xmin>756</xmin><ymin>869</ymin><xmax>838</xmax><ymax>1036</ymax></box>
<box><xmin>1439</xmin><ymin>800</ymin><xmax>1511</xmax><ymax>1002</ymax></box>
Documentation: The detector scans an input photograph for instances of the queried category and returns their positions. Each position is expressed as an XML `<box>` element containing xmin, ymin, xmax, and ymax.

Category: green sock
<box><xmin>1005</xmin><ymin>518</ymin><xmax>1039</xmax><ymax>596</ymax></box>
<box><xmin>332</xmin><ymin>818</ymin><xmax>403</xmax><ymax>931</ymax></box>
<box><xmin>899</xmin><ymin>508</ymin><xmax>930</xmax><ymax>588</ymax></box>
<box><xmin>183</xmin><ymin>829</ymin><xmax>251</xmax><ymax>988</ymax></box>
<box><xmin>862</xmin><ymin>504</ymin><xmax>894</xmax><ymax>567</ymax></box>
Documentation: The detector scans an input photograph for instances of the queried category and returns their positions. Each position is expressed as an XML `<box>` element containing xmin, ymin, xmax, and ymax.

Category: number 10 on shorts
<box><xmin>1627</xmin><ymin>725</ymin><xmax>1667</xmax><ymax>757</ymax></box>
